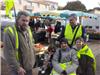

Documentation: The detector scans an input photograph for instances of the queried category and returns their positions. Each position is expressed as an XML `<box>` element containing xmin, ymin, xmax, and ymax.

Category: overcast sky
<box><xmin>0</xmin><ymin>0</ymin><xmax>99</xmax><ymax>10</ymax></box>
<box><xmin>50</xmin><ymin>0</ymin><xmax>100</xmax><ymax>10</ymax></box>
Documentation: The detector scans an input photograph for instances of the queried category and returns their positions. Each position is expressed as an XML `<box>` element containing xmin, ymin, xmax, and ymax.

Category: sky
<box><xmin>50</xmin><ymin>0</ymin><xmax>100</xmax><ymax>10</ymax></box>
<box><xmin>0</xmin><ymin>0</ymin><xmax>99</xmax><ymax>10</ymax></box>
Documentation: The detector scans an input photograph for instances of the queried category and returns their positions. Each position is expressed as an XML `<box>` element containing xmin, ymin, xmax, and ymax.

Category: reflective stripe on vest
<box><xmin>4</xmin><ymin>26</ymin><xmax>19</xmax><ymax>49</ymax></box>
<box><xmin>64</xmin><ymin>24</ymin><xmax>82</xmax><ymax>45</ymax></box>
<box><xmin>4</xmin><ymin>26</ymin><xmax>33</xmax><ymax>61</ymax></box>
<box><xmin>77</xmin><ymin>45</ymin><xmax>96</xmax><ymax>71</ymax></box>
<box><xmin>50</xmin><ymin>62</ymin><xmax>76</xmax><ymax>75</ymax></box>
<box><xmin>4</xmin><ymin>26</ymin><xmax>19</xmax><ymax>60</ymax></box>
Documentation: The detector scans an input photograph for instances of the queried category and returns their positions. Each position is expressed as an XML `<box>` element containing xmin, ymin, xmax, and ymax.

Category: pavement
<box><xmin>87</xmin><ymin>40</ymin><xmax>100</xmax><ymax>56</ymax></box>
<box><xmin>87</xmin><ymin>40</ymin><xmax>100</xmax><ymax>75</ymax></box>
<box><xmin>96</xmin><ymin>54</ymin><xmax>100</xmax><ymax>75</ymax></box>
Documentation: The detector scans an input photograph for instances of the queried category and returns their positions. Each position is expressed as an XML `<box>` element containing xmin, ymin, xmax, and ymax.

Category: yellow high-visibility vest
<box><xmin>4</xmin><ymin>25</ymin><xmax>33</xmax><ymax>61</ymax></box>
<box><xmin>77</xmin><ymin>45</ymin><xmax>96</xmax><ymax>71</ymax></box>
<box><xmin>64</xmin><ymin>24</ymin><xmax>82</xmax><ymax>45</ymax></box>
<box><xmin>50</xmin><ymin>62</ymin><xmax>76</xmax><ymax>75</ymax></box>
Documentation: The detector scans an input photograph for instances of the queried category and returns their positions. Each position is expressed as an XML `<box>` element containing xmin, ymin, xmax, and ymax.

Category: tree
<box><xmin>57</xmin><ymin>6</ymin><xmax>63</xmax><ymax>10</ymax></box>
<box><xmin>63</xmin><ymin>1</ymin><xmax>87</xmax><ymax>11</ymax></box>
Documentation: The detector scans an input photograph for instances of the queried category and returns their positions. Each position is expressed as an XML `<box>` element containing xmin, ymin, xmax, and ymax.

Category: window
<box><xmin>1</xmin><ymin>3</ymin><xmax>5</xmax><ymax>10</ymax></box>
<box><xmin>32</xmin><ymin>3</ymin><xmax>39</xmax><ymax>8</ymax></box>
<box><xmin>89</xmin><ymin>26</ymin><xmax>92</xmax><ymax>28</ymax></box>
<box><xmin>18</xmin><ymin>0</ymin><xmax>22</xmax><ymax>4</ymax></box>
<box><xmin>96</xmin><ymin>26</ymin><xmax>99</xmax><ymax>29</ymax></box>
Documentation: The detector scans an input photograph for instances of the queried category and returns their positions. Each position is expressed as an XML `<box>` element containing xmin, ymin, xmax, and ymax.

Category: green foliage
<box><xmin>57</xmin><ymin>6</ymin><xmax>63</xmax><ymax>10</ymax></box>
<box><xmin>63</xmin><ymin>1</ymin><xmax>87</xmax><ymax>11</ymax></box>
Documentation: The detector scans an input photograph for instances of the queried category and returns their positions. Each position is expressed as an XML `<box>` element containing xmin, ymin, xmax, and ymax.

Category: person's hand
<box><xmin>61</xmin><ymin>70</ymin><xmax>67</xmax><ymax>75</ymax></box>
<box><xmin>17</xmin><ymin>67</ymin><xmax>26</xmax><ymax>75</ymax></box>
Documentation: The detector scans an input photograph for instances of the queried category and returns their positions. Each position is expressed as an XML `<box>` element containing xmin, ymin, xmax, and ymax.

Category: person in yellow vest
<box><xmin>51</xmin><ymin>38</ymin><xmax>78</xmax><ymax>75</ymax></box>
<box><xmin>74</xmin><ymin>37</ymin><xmax>96</xmax><ymax>75</ymax></box>
<box><xmin>3</xmin><ymin>11</ymin><xmax>36</xmax><ymax>75</ymax></box>
<box><xmin>57</xmin><ymin>14</ymin><xmax>86</xmax><ymax>48</ymax></box>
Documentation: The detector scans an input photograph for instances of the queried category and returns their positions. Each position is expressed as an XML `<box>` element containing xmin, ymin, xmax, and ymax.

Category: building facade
<box><xmin>0</xmin><ymin>0</ymin><xmax>58</xmax><ymax>13</ymax></box>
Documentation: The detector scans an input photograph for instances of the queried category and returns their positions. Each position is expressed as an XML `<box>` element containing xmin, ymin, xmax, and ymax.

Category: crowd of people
<box><xmin>29</xmin><ymin>16</ymin><xmax>62</xmax><ymax>44</ymax></box>
<box><xmin>3</xmin><ymin>11</ymin><xmax>96</xmax><ymax>75</ymax></box>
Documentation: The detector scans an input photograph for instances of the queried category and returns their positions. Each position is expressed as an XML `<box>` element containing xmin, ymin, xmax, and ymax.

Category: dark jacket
<box><xmin>54</xmin><ymin>21</ymin><xmax>61</xmax><ymax>33</ymax></box>
<box><xmin>77</xmin><ymin>55</ymin><xmax>95</xmax><ymax>75</ymax></box>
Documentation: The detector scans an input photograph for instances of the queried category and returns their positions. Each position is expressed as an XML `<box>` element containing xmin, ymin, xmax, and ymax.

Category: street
<box><xmin>87</xmin><ymin>40</ymin><xmax>100</xmax><ymax>75</ymax></box>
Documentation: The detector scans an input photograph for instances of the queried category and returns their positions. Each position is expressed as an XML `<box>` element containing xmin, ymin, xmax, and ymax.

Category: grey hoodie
<box><xmin>52</xmin><ymin>48</ymin><xmax>78</xmax><ymax>74</ymax></box>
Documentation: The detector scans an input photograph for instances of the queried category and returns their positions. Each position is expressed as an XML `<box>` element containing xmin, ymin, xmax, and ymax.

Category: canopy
<box><xmin>31</xmin><ymin>10</ymin><xmax>97</xmax><ymax>19</ymax></box>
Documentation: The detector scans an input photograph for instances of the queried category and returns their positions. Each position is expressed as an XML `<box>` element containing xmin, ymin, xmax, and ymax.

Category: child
<box><xmin>51</xmin><ymin>38</ymin><xmax>78</xmax><ymax>75</ymax></box>
<box><xmin>75</xmin><ymin>37</ymin><xmax>96</xmax><ymax>75</ymax></box>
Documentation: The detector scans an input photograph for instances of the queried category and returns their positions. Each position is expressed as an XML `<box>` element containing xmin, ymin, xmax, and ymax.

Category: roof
<box><xmin>93</xmin><ymin>7</ymin><xmax>100</xmax><ymax>10</ymax></box>
<box><xmin>33</xmin><ymin>0</ymin><xmax>58</xmax><ymax>5</ymax></box>
<box><xmin>88</xmin><ymin>7</ymin><xmax>100</xmax><ymax>12</ymax></box>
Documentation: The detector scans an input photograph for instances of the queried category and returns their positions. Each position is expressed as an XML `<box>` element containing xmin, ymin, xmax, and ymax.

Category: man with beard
<box><xmin>3</xmin><ymin>11</ymin><xmax>36</xmax><ymax>75</ymax></box>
